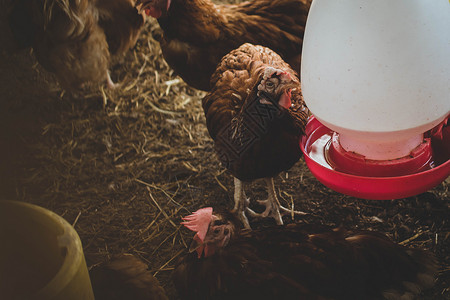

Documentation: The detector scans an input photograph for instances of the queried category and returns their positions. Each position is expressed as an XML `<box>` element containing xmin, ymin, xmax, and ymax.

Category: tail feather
<box><xmin>378</xmin><ymin>246</ymin><xmax>438</xmax><ymax>299</ymax></box>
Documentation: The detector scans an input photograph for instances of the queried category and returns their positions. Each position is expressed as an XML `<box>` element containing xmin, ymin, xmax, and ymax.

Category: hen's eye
<box><xmin>214</xmin><ymin>220</ymin><xmax>225</xmax><ymax>226</ymax></box>
<box><xmin>264</xmin><ymin>78</ymin><xmax>279</xmax><ymax>92</ymax></box>
<box><xmin>214</xmin><ymin>228</ymin><xmax>220</xmax><ymax>234</ymax></box>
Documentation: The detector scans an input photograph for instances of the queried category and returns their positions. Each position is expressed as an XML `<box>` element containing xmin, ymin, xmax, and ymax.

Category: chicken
<box><xmin>8</xmin><ymin>0</ymin><xmax>145</xmax><ymax>90</ymax></box>
<box><xmin>96</xmin><ymin>0</ymin><xmax>146</xmax><ymax>57</ymax></box>
<box><xmin>202</xmin><ymin>43</ymin><xmax>309</xmax><ymax>228</ymax></box>
<box><xmin>173</xmin><ymin>207</ymin><xmax>438</xmax><ymax>300</ymax></box>
<box><xmin>135</xmin><ymin>0</ymin><xmax>311</xmax><ymax>91</ymax></box>
<box><xmin>89</xmin><ymin>253</ymin><xmax>169</xmax><ymax>300</ymax></box>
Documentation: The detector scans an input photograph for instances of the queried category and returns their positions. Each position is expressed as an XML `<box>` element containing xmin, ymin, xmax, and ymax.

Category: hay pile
<box><xmin>0</xmin><ymin>3</ymin><xmax>448</xmax><ymax>299</ymax></box>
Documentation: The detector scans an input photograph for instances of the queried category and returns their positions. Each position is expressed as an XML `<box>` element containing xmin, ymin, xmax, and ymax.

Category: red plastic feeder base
<box><xmin>327</xmin><ymin>132</ymin><xmax>433</xmax><ymax>177</ymax></box>
<box><xmin>300</xmin><ymin>117</ymin><xmax>450</xmax><ymax>200</ymax></box>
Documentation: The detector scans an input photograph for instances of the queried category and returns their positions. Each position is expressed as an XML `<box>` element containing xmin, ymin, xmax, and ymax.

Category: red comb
<box><xmin>181</xmin><ymin>207</ymin><xmax>213</xmax><ymax>242</ymax></box>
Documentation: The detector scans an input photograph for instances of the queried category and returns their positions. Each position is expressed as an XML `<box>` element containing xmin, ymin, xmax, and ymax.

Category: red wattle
<box><xmin>145</xmin><ymin>7</ymin><xmax>162</xmax><ymax>18</ymax></box>
<box><xmin>278</xmin><ymin>90</ymin><xmax>292</xmax><ymax>109</ymax></box>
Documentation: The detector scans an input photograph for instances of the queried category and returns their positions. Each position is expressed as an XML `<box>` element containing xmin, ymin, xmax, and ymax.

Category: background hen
<box><xmin>90</xmin><ymin>253</ymin><xmax>169</xmax><ymax>300</ymax></box>
<box><xmin>8</xmin><ymin>0</ymin><xmax>145</xmax><ymax>90</ymax></box>
<box><xmin>136</xmin><ymin>0</ymin><xmax>311</xmax><ymax>90</ymax></box>
<box><xmin>202</xmin><ymin>43</ymin><xmax>309</xmax><ymax>228</ymax></box>
<box><xmin>173</xmin><ymin>207</ymin><xmax>438</xmax><ymax>300</ymax></box>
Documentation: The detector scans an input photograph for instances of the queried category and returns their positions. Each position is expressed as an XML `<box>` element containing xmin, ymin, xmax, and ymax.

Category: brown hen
<box><xmin>202</xmin><ymin>43</ymin><xmax>309</xmax><ymax>228</ymax></box>
<box><xmin>8</xmin><ymin>0</ymin><xmax>145</xmax><ymax>90</ymax></box>
<box><xmin>173</xmin><ymin>207</ymin><xmax>437</xmax><ymax>300</ymax></box>
<box><xmin>136</xmin><ymin>0</ymin><xmax>311</xmax><ymax>91</ymax></box>
<box><xmin>90</xmin><ymin>253</ymin><xmax>169</xmax><ymax>300</ymax></box>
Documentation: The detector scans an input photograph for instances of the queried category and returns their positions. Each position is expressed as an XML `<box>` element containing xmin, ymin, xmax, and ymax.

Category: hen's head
<box><xmin>136</xmin><ymin>0</ymin><xmax>171</xmax><ymax>18</ymax></box>
<box><xmin>255</xmin><ymin>67</ymin><xmax>300</xmax><ymax>110</ymax></box>
<box><xmin>246</xmin><ymin>67</ymin><xmax>300</xmax><ymax>113</ymax></box>
<box><xmin>182</xmin><ymin>208</ymin><xmax>237</xmax><ymax>258</ymax></box>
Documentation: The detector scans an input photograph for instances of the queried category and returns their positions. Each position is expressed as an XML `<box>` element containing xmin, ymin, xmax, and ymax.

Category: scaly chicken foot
<box><xmin>247</xmin><ymin>177</ymin><xmax>306</xmax><ymax>225</ymax></box>
<box><xmin>232</xmin><ymin>177</ymin><xmax>252</xmax><ymax>229</ymax></box>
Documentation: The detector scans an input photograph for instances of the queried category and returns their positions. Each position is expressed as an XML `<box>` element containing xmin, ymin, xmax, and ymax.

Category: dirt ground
<box><xmin>0</xmin><ymin>3</ymin><xmax>449</xmax><ymax>299</ymax></box>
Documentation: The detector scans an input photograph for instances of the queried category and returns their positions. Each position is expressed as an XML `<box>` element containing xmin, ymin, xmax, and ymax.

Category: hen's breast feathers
<box><xmin>245</xmin><ymin>225</ymin><xmax>437</xmax><ymax>299</ymax></box>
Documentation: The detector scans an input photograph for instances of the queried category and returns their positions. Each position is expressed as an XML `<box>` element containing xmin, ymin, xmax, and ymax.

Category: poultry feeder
<box><xmin>299</xmin><ymin>0</ymin><xmax>450</xmax><ymax>200</ymax></box>
<box><xmin>0</xmin><ymin>200</ymin><xmax>95</xmax><ymax>300</ymax></box>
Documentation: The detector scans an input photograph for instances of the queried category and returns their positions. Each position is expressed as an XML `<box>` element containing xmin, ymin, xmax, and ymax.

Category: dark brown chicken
<box><xmin>8</xmin><ymin>0</ymin><xmax>145</xmax><ymax>90</ymax></box>
<box><xmin>135</xmin><ymin>0</ymin><xmax>311</xmax><ymax>90</ymax></box>
<box><xmin>90</xmin><ymin>253</ymin><xmax>169</xmax><ymax>300</ymax></box>
<box><xmin>173</xmin><ymin>207</ymin><xmax>438</xmax><ymax>300</ymax></box>
<box><xmin>202</xmin><ymin>43</ymin><xmax>309</xmax><ymax>227</ymax></box>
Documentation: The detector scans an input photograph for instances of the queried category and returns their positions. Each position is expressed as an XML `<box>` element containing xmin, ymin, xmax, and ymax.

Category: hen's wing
<box><xmin>228</xmin><ymin>0</ymin><xmax>310</xmax><ymax>71</ymax></box>
<box><xmin>243</xmin><ymin>224</ymin><xmax>438</xmax><ymax>299</ymax></box>
<box><xmin>154</xmin><ymin>0</ymin><xmax>311</xmax><ymax>90</ymax></box>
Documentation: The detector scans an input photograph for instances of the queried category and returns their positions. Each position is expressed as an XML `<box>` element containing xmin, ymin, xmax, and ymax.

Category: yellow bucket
<box><xmin>0</xmin><ymin>200</ymin><xmax>94</xmax><ymax>300</ymax></box>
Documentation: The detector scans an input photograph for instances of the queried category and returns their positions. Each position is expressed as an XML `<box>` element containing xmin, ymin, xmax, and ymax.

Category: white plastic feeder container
<box><xmin>301</xmin><ymin>0</ymin><xmax>450</xmax><ymax>160</ymax></box>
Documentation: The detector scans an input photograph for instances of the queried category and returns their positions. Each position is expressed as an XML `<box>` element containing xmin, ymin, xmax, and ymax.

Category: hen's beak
<box><xmin>188</xmin><ymin>234</ymin><xmax>205</xmax><ymax>258</ymax></box>
<box><xmin>258</xmin><ymin>89</ymin><xmax>292</xmax><ymax>109</ymax></box>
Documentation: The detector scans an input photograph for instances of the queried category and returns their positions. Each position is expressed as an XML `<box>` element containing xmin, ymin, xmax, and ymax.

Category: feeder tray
<box><xmin>300</xmin><ymin>117</ymin><xmax>450</xmax><ymax>200</ymax></box>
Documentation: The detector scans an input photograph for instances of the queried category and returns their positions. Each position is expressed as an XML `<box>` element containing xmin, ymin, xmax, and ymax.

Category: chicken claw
<box><xmin>247</xmin><ymin>177</ymin><xmax>306</xmax><ymax>225</ymax></box>
<box><xmin>106</xmin><ymin>71</ymin><xmax>119</xmax><ymax>89</ymax></box>
<box><xmin>234</xmin><ymin>177</ymin><xmax>306</xmax><ymax>228</ymax></box>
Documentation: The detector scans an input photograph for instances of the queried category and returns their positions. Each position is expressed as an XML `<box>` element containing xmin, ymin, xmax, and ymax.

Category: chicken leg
<box><xmin>232</xmin><ymin>177</ymin><xmax>252</xmax><ymax>229</ymax></box>
<box><xmin>233</xmin><ymin>177</ymin><xmax>306</xmax><ymax>228</ymax></box>
<box><xmin>246</xmin><ymin>177</ymin><xmax>306</xmax><ymax>225</ymax></box>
